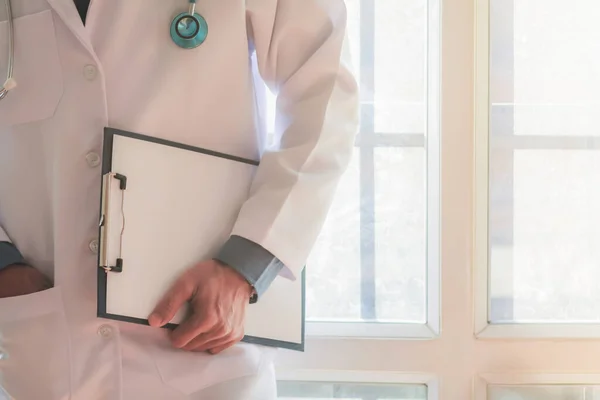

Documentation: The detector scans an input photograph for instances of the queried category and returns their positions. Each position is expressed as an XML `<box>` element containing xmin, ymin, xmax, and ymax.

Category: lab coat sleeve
<box><xmin>232</xmin><ymin>0</ymin><xmax>359</xmax><ymax>279</ymax></box>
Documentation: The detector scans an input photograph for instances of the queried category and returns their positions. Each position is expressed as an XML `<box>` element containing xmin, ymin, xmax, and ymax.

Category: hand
<box><xmin>0</xmin><ymin>264</ymin><xmax>53</xmax><ymax>298</ymax></box>
<box><xmin>148</xmin><ymin>259</ymin><xmax>253</xmax><ymax>355</ymax></box>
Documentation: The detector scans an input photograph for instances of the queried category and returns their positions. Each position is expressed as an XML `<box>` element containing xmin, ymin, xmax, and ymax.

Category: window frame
<box><xmin>279</xmin><ymin>0</ymin><xmax>600</xmax><ymax>398</ymax></box>
<box><xmin>475</xmin><ymin>374</ymin><xmax>600</xmax><ymax>399</ymax></box>
<box><xmin>305</xmin><ymin>0</ymin><xmax>442</xmax><ymax>341</ymax></box>
<box><xmin>473</xmin><ymin>0</ymin><xmax>600</xmax><ymax>339</ymax></box>
<box><xmin>277</xmin><ymin>369</ymin><xmax>439</xmax><ymax>400</ymax></box>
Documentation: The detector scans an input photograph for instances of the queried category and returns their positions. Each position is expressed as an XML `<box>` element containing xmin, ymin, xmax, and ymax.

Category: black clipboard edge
<box><xmin>96</xmin><ymin>130</ymin><xmax>114</xmax><ymax>318</ymax></box>
<box><xmin>106</xmin><ymin>127</ymin><xmax>259</xmax><ymax>166</ymax></box>
<box><xmin>98</xmin><ymin>269</ymin><xmax>306</xmax><ymax>352</ymax></box>
<box><xmin>97</xmin><ymin>127</ymin><xmax>305</xmax><ymax>352</ymax></box>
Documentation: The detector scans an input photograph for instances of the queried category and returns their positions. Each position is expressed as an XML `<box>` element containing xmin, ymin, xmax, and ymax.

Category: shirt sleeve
<box><xmin>232</xmin><ymin>0</ymin><xmax>359</xmax><ymax>280</ymax></box>
<box><xmin>0</xmin><ymin>227</ymin><xmax>27</xmax><ymax>271</ymax></box>
<box><xmin>0</xmin><ymin>242</ymin><xmax>27</xmax><ymax>272</ymax></box>
<box><xmin>0</xmin><ymin>225</ymin><xmax>10</xmax><ymax>243</ymax></box>
<box><xmin>214</xmin><ymin>235</ymin><xmax>283</xmax><ymax>302</ymax></box>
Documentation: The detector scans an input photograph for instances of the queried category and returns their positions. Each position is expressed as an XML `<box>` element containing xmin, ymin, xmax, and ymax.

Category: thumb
<box><xmin>149</xmin><ymin>279</ymin><xmax>193</xmax><ymax>327</ymax></box>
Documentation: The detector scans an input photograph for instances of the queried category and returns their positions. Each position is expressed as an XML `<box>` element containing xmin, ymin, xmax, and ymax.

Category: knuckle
<box><xmin>207</xmin><ymin>313</ymin><xmax>220</xmax><ymax>325</ymax></box>
<box><xmin>165</xmin><ymin>296</ymin><xmax>178</xmax><ymax>311</ymax></box>
<box><xmin>158</xmin><ymin>301</ymin><xmax>176</xmax><ymax>318</ymax></box>
<box><xmin>195</xmin><ymin>318</ymin><xmax>216</xmax><ymax>334</ymax></box>
<box><xmin>190</xmin><ymin>314</ymin><xmax>207</xmax><ymax>331</ymax></box>
<box><xmin>216</xmin><ymin>324</ymin><xmax>229</xmax><ymax>337</ymax></box>
<box><xmin>179</xmin><ymin>280</ymin><xmax>195</xmax><ymax>297</ymax></box>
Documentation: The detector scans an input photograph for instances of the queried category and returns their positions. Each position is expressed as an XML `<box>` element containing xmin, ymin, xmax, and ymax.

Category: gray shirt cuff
<box><xmin>0</xmin><ymin>241</ymin><xmax>27</xmax><ymax>272</ymax></box>
<box><xmin>215</xmin><ymin>235</ymin><xmax>284</xmax><ymax>303</ymax></box>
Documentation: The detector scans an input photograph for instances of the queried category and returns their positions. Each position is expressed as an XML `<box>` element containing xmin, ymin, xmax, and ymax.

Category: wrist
<box><xmin>213</xmin><ymin>259</ymin><xmax>254</xmax><ymax>298</ymax></box>
<box><xmin>0</xmin><ymin>263</ymin><xmax>29</xmax><ymax>275</ymax></box>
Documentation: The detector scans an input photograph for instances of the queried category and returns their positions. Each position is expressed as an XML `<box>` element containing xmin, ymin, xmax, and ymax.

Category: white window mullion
<box><xmin>474</xmin><ymin>0</ymin><xmax>493</xmax><ymax>337</ymax></box>
<box><xmin>426</xmin><ymin>0</ymin><xmax>442</xmax><ymax>337</ymax></box>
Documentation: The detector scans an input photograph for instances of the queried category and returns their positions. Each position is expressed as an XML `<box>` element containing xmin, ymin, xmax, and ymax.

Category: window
<box><xmin>475</xmin><ymin>0</ymin><xmax>600</xmax><ymax>337</ymax></box>
<box><xmin>473</xmin><ymin>0</ymin><xmax>600</xmax><ymax>398</ymax></box>
<box><xmin>490</xmin><ymin>386</ymin><xmax>598</xmax><ymax>400</ymax></box>
<box><xmin>278</xmin><ymin>382</ymin><xmax>427</xmax><ymax>400</ymax></box>
<box><xmin>277</xmin><ymin>371</ymin><xmax>436</xmax><ymax>400</ymax></box>
<box><xmin>302</xmin><ymin>0</ymin><xmax>441</xmax><ymax>338</ymax></box>
<box><xmin>476</xmin><ymin>375</ymin><xmax>600</xmax><ymax>400</ymax></box>
<box><xmin>263</xmin><ymin>0</ymin><xmax>440</xmax><ymax>338</ymax></box>
<box><xmin>485</xmin><ymin>0</ymin><xmax>600</xmax><ymax>326</ymax></box>
<box><xmin>275</xmin><ymin>0</ymin><xmax>600</xmax><ymax>398</ymax></box>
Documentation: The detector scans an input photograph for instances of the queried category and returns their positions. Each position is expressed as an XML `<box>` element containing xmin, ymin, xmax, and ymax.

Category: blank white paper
<box><xmin>102</xmin><ymin>133</ymin><xmax>303</xmax><ymax>347</ymax></box>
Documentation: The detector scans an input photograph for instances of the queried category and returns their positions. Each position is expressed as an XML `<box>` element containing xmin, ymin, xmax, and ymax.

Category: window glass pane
<box><xmin>375</xmin><ymin>148</ymin><xmax>426</xmax><ymax>322</ymax></box>
<box><xmin>488</xmin><ymin>0</ymin><xmax>600</xmax><ymax>322</ymax></box>
<box><xmin>374</xmin><ymin>0</ymin><xmax>427</xmax><ymax>134</ymax></box>
<box><xmin>488</xmin><ymin>385</ymin><xmax>592</xmax><ymax>400</ymax></box>
<box><xmin>307</xmin><ymin>148</ymin><xmax>427</xmax><ymax>323</ymax></box>
<box><xmin>277</xmin><ymin>381</ymin><xmax>427</xmax><ymax>400</ymax></box>
<box><xmin>307</xmin><ymin>149</ymin><xmax>361</xmax><ymax>321</ymax></box>
<box><xmin>491</xmin><ymin>150</ymin><xmax>600</xmax><ymax>322</ymax></box>
<box><xmin>264</xmin><ymin>0</ymin><xmax>434</xmax><ymax>327</ymax></box>
<box><xmin>490</xmin><ymin>0</ymin><xmax>600</xmax><ymax>137</ymax></box>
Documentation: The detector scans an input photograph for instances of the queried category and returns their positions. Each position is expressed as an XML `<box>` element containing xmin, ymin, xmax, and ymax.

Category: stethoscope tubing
<box><xmin>0</xmin><ymin>0</ymin><xmax>205</xmax><ymax>101</ymax></box>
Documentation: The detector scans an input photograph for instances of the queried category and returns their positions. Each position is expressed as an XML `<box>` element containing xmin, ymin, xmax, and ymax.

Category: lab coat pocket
<box><xmin>0</xmin><ymin>10</ymin><xmax>63</xmax><ymax>127</ymax></box>
<box><xmin>150</xmin><ymin>337</ymin><xmax>263</xmax><ymax>396</ymax></box>
<box><xmin>0</xmin><ymin>287</ymin><xmax>71</xmax><ymax>400</ymax></box>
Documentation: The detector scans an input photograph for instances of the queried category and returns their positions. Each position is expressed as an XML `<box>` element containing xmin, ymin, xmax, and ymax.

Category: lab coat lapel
<box><xmin>46</xmin><ymin>0</ymin><xmax>96</xmax><ymax>56</ymax></box>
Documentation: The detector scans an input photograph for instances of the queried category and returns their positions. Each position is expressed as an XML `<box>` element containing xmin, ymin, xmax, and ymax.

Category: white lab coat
<box><xmin>0</xmin><ymin>0</ymin><xmax>358</xmax><ymax>399</ymax></box>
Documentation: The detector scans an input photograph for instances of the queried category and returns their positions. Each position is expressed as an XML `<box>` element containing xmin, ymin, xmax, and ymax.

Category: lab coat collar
<box><xmin>46</xmin><ymin>0</ymin><xmax>96</xmax><ymax>57</ymax></box>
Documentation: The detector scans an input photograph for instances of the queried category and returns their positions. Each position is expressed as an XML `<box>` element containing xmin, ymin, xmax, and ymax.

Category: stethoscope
<box><xmin>0</xmin><ymin>0</ymin><xmax>208</xmax><ymax>101</ymax></box>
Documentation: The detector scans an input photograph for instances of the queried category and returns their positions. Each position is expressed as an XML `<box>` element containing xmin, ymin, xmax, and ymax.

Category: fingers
<box><xmin>159</xmin><ymin>259</ymin><xmax>250</xmax><ymax>353</ymax></box>
<box><xmin>182</xmin><ymin>324</ymin><xmax>244</xmax><ymax>352</ymax></box>
<box><xmin>148</xmin><ymin>278</ymin><xmax>194</xmax><ymax>328</ymax></box>
<box><xmin>170</xmin><ymin>310</ymin><xmax>217</xmax><ymax>348</ymax></box>
<box><xmin>209</xmin><ymin>339</ymin><xmax>240</xmax><ymax>355</ymax></box>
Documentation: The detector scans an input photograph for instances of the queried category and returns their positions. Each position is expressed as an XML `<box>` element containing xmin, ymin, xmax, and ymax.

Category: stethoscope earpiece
<box><xmin>170</xmin><ymin>0</ymin><xmax>208</xmax><ymax>49</ymax></box>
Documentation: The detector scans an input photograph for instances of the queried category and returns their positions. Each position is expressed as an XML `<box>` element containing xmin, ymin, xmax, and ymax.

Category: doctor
<box><xmin>0</xmin><ymin>0</ymin><xmax>358</xmax><ymax>399</ymax></box>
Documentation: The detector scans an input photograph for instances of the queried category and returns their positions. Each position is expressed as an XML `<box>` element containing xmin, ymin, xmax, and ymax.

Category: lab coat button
<box><xmin>98</xmin><ymin>325</ymin><xmax>114</xmax><ymax>338</ymax></box>
<box><xmin>89</xmin><ymin>240</ymin><xmax>99</xmax><ymax>254</ymax></box>
<box><xmin>83</xmin><ymin>64</ymin><xmax>97</xmax><ymax>81</ymax></box>
<box><xmin>86</xmin><ymin>152</ymin><xmax>101</xmax><ymax>167</ymax></box>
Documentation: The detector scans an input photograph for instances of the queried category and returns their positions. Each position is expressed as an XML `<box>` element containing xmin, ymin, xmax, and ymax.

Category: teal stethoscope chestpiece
<box><xmin>170</xmin><ymin>12</ymin><xmax>208</xmax><ymax>49</ymax></box>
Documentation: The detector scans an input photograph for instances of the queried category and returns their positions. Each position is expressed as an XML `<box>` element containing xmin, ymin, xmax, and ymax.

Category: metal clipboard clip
<box><xmin>99</xmin><ymin>172</ymin><xmax>127</xmax><ymax>273</ymax></box>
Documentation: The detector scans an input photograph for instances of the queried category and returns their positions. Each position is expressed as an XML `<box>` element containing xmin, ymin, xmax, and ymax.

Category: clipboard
<box><xmin>97</xmin><ymin>128</ymin><xmax>305</xmax><ymax>351</ymax></box>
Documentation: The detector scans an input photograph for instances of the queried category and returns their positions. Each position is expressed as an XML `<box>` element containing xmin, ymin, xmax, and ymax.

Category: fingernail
<box><xmin>148</xmin><ymin>313</ymin><xmax>162</xmax><ymax>327</ymax></box>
